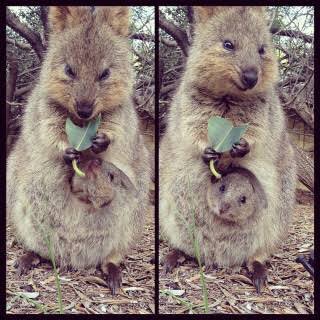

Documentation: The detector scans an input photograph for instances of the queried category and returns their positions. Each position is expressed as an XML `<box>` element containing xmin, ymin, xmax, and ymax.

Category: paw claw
<box><xmin>202</xmin><ymin>147</ymin><xmax>222</xmax><ymax>164</ymax></box>
<box><xmin>102</xmin><ymin>263</ymin><xmax>122</xmax><ymax>296</ymax></box>
<box><xmin>91</xmin><ymin>133</ymin><xmax>110</xmax><ymax>154</ymax></box>
<box><xmin>251</xmin><ymin>261</ymin><xmax>267</xmax><ymax>294</ymax></box>
<box><xmin>230</xmin><ymin>138</ymin><xmax>250</xmax><ymax>158</ymax></box>
<box><xmin>63</xmin><ymin>147</ymin><xmax>80</xmax><ymax>165</ymax></box>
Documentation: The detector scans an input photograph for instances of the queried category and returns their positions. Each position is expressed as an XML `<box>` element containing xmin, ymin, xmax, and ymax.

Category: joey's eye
<box><xmin>65</xmin><ymin>64</ymin><xmax>76</xmax><ymax>78</ymax></box>
<box><xmin>100</xmin><ymin>202</ymin><xmax>109</xmax><ymax>208</ymax></box>
<box><xmin>223</xmin><ymin>40</ymin><xmax>234</xmax><ymax>51</ymax></box>
<box><xmin>219</xmin><ymin>185</ymin><xmax>225</xmax><ymax>192</ymax></box>
<box><xmin>99</xmin><ymin>68</ymin><xmax>110</xmax><ymax>81</ymax></box>
<box><xmin>240</xmin><ymin>196</ymin><xmax>246</xmax><ymax>204</ymax></box>
<box><xmin>258</xmin><ymin>46</ymin><xmax>265</xmax><ymax>55</ymax></box>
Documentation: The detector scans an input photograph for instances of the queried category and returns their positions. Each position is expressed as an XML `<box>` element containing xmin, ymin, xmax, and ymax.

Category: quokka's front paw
<box><xmin>91</xmin><ymin>132</ymin><xmax>110</xmax><ymax>154</ymax></box>
<box><xmin>230</xmin><ymin>138</ymin><xmax>250</xmax><ymax>158</ymax></box>
<box><xmin>202</xmin><ymin>146</ymin><xmax>222</xmax><ymax>164</ymax></box>
<box><xmin>63</xmin><ymin>147</ymin><xmax>80</xmax><ymax>165</ymax></box>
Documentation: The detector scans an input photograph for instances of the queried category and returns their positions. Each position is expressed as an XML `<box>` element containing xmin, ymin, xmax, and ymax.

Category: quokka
<box><xmin>7</xmin><ymin>6</ymin><xmax>150</xmax><ymax>294</ymax></box>
<box><xmin>160</xmin><ymin>6</ymin><xmax>297</xmax><ymax>292</ymax></box>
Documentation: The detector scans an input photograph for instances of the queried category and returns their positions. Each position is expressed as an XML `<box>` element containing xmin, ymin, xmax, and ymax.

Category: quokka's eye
<box><xmin>258</xmin><ymin>46</ymin><xmax>266</xmax><ymax>55</ymax></box>
<box><xmin>64</xmin><ymin>64</ymin><xmax>76</xmax><ymax>78</ymax></box>
<box><xmin>219</xmin><ymin>185</ymin><xmax>225</xmax><ymax>192</ymax></box>
<box><xmin>223</xmin><ymin>40</ymin><xmax>234</xmax><ymax>51</ymax></box>
<box><xmin>99</xmin><ymin>68</ymin><xmax>110</xmax><ymax>81</ymax></box>
<box><xmin>239</xmin><ymin>196</ymin><xmax>246</xmax><ymax>204</ymax></box>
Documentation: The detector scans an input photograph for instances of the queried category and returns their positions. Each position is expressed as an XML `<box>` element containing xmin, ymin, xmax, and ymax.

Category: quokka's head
<box><xmin>42</xmin><ymin>6</ymin><xmax>133</xmax><ymax>121</ymax></box>
<box><xmin>189</xmin><ymin>6</ymin><xmax>278</xmax><ymax>97</ymax></box>
<box><xmin>71</xmin><ymin>159</ymin><xmax>115</xmax><ymax>209</ymax></box>
<box><xmin>207</xmin><ymin>168</ymin><xmax>267</xmax><ymax>223</ymax></box>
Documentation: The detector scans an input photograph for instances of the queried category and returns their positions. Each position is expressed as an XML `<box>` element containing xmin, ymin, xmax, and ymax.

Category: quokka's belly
<box><xmin>50</xmin><ymin>203</ymin><xmax>124</xmax><ymax>269</ymax></box>
<box><xmin>52</xmin><ymin>226</ymin><xmax>115</xmax><ymax>269</ymax></box>
<box><xmin>200</xmin><ymin>223</ymin><xmax>259</xmax><ymax>268</ymax></box>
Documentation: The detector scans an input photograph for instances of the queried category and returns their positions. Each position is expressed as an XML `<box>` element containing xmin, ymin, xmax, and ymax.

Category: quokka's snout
<box><xmin>76</xmin><ymin>100</ymin><xmax>95</xmax><ymax>119</ymax></box>
<box><xmin>240</xmin><ymin>67</ymin><xmax>258</xmax><ymax>89</ymax></box>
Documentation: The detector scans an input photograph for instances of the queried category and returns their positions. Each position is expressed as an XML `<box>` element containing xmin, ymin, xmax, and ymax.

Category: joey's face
<box><xmin>71</xmin><ymin>159</ymin><xmax>115</xmax><ymax>209</ymax></box>
<box><xmin>190</xmin><ymin>6</ymin><xmax>278</xmax><ymax>98</ymax></box>
<box><xmin>207</xmin><ymin>172</ymin><xmax>256</xmax><ymax>222</ymax></box>
<box><xmin>43</xmin><ymin>6</ymin><xmax>132</xmax><ymax>122</ymax></box>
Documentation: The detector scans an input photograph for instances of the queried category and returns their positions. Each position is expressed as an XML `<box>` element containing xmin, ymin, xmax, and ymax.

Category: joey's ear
<box><xmin>48</xmin><ymin>6</ymin><xmax>90</xmax><ymax>33</ymax></box>
<box><xmin>96</xmin><ymin>6</ymin><xmax>130</xmax><ymax>36</ymax></box>
<box><xmin>193</xmin><ymin>6</ymin><xmax>227</xmax><ymax>24</ymax></box>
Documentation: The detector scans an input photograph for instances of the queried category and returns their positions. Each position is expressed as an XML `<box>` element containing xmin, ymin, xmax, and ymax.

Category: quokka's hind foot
<box><xmin>250</xmin><ymin>260</ymin><xmax>267</xmax><ymax>294</ymax></box>
<box><xmin>101</xmin><ymin>262</ymin><xmax>122</xmax><ymax>295</ymax></box>
<box><xmin>163</xmin><ymin>249</ymin><xmax>187</xmax><ymax>273</ymax></box>
<box><xmin>14</xmin><ymin>251</ymin><xmax>43</xmax><ymax>276</ymax></box>
<box><xmin>204</xmin><ymin>263</ymin><xmax>218</xmax><ymax>272</ymax></box>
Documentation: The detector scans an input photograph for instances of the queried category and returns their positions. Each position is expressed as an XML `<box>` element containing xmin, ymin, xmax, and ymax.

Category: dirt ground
<box><xmin>6</xmin><ymin>206</ymin><xmax>155</xmax><ymax>314</ymax></box>
<box><xmin>159</xmin><ymin>192</ymin><xmax>314</xmax><ymax>314</ymax></box>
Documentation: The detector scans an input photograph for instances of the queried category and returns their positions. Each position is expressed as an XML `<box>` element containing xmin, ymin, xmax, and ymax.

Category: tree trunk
<box><xmin>6</xmin><ymin>52</ymin><xmax>18</xmax><ymax>155</ymax></box>
<box><xmin>293</xmin><ymin>144</ymin><xmax>314</xmax><ymax>193</ymax></box>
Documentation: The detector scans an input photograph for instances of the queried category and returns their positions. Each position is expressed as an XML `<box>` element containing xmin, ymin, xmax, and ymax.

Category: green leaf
<box><xmin>65</xmin><ymin>114</ymin><xmax>101</xmax><ymax>151</ymax></box>
<box><xmin>208</xmin><ymin>116</ymin><xmax>248</xmax><ymax>153</ymax></box>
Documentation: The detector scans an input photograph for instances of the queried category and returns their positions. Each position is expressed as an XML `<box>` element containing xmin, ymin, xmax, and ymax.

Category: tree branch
<box><xmin>6</xmin><ymin>7</ymin><xmax>44</xmax><ymax>60</ymax></box>
<box><xmin>15</xmin><ymin>83</ymin><xmax>34</xmax><ymax>97</ymax></box>
<box><xmin>6</xmin><ymin>52</ymin><xmax>18</xmax><ymax>138</ymax></box>
<box><xmin>40</xmin><ymin>6</ymin><xmax>49</xmax><ymax>44</ymax></box>
<box><xmin>130</xmin><ymin>33</ymin><xmax>154</xmax><ymax>41</ymax></box>
<box><xmin>160</xmin><ymin>37</ymin><xmax>177</xmax><ymax>47</ymax></box>
<box><xmin>159</xmin><ymin>14</ymin><xmax>190</xmax><ymax>56</ymax></box>
<box><xmin>160</xmin><ymin>83</ymin><xmax>177</xmax><ymax>96</ymax></box>
<box><xmin>6</xmin><ymin>37</ymin><xmax>31</xmax><ymax>50</ymax></box>
<box><xmin>270</xmin><ymin>26</ymin><xmax>313</xmax><ymax>43</ymax></box>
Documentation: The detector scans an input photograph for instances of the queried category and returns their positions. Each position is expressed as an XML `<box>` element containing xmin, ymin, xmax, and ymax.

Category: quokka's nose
<box><xmin>219</xmin><ymin>203</ymin><xmax>231</xmax><ymax>215</ymax></box>
<box><xmin>241</xmin><ymin>68</ymin><xmax>258</xmax><ymax>89</ymax></box>
<box><xmin>76</xmin><ymin>100</ymin><xmax>94</xmax><ymax>119</ymax></box>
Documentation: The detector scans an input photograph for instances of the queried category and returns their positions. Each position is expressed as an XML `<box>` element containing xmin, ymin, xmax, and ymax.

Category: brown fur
<box><xmin>160</xmin><ymin>6</ymin><xmax>297</xmax><ymax>270</ymax></box>
<box><xmin>71</xmin><ymin>159</ymin><xmax>137</xmax><ymax>211</ymax></box>
<box><xmin>207</xmin><ymin>168</ymin><xmax>267</xmax><ymax>224</ymax></box>
<box><xmin>7</xmin><ymin>6</ymin><xmax>150</xmax><ymax>271</ymax></box>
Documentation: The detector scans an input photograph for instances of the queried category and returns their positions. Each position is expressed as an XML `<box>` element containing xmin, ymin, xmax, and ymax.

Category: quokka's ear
<box><xmin>48</xmin><ymin>6</ymin><xmax>90</xmax><ymax>33</ymax></box>
<box><xmin>96</xmin><ymin>6</ymin><xmax>130</xmax><ymax>36</ymax></box>
<box><xmin>248</xmin><ymin>6</ymin><xmax>268</xmax><ymax>20</ymax></box>
<box><xmin>193</xmin><ymin>6</ymin><xmax>227</xmax><ymax>24</ymax></box>
<box><xmin>250</xmin><ymin>6</ymin><xmax>267</xmax><ymax>14</ymax></box>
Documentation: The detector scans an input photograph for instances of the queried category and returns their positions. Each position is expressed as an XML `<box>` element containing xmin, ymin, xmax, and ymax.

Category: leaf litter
<box><xmin>6</xmin><ymin>205</ymin><xmax>155</xmax><ymax>314</ymax></box>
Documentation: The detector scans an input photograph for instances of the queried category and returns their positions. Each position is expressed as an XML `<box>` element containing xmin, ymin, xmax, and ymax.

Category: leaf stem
<box><xmin>209</xmin><ymin>160</ymin><xmax>222</xmax><ymax>179</ymax></box>
<box><xmin>72</xmin><ymin>160</ymin><xmax>85</xmax><ymax>177</ymax></box>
